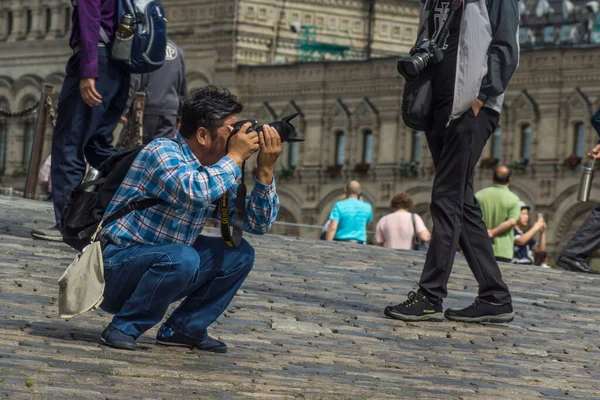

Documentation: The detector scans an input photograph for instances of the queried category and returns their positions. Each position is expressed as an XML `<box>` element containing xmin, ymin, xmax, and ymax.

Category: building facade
<box><xmin>0</xmin><ymin>0</ymin><xmax>599</xmax><ymax>261</ymax></box>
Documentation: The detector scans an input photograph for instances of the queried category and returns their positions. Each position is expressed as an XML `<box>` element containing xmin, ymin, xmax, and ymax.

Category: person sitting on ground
<box><xmin>512</xmin><ymin>202</ymin><xmax>546</xmax><ymax>265</ymax></box>
<box><xmin>326</xmin><ymin>181</ymin><xmax>373</xmax><ymax>244</ymax></box>
<box><xmin>376</xmin><ymin>192</ymin><xmax>431</xmax><ymax>250</ymax></box>
<box><xmin>533</xmin><ymin>251</ymin><xmax>551</xmax><ymax>269</ymax></box>
<box><xmin>98</xmin><ymin>86</ymin><xmax>281</xmax><ymax>353</ymax></box>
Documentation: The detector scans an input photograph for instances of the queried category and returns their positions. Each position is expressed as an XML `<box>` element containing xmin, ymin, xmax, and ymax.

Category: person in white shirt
<box><xmin>376</xmin><ymin>192</ymin><xmax>431</xmax><ymax>250</ymax></box>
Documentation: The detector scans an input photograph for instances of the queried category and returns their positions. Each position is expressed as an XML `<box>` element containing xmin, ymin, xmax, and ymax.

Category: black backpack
<box><xmin>61</xmin><ymin>146</ymin><xmax>163</xmax><ymax>251</ymax></box>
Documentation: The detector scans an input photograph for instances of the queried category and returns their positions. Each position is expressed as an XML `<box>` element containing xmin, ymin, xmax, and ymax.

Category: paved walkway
<box><xmin>0</xmin><ymin>196</ymin><xmax>599</xmax><ymax>399</ymax></box>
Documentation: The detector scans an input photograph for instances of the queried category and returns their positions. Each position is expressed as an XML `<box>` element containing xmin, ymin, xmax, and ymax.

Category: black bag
<box><xmin>401</xmin><ymin>69</ymin><xmax>434</xmax><ymax>132</ymax></box>
<box><xmin>61</xmin><ymin>146</ymin><xmax>163</xmax><ymax>251</ymax></box>
<box><xmin>411</xmin><ymin>213</ymin><xmax>429</xmax><ymax>252</ymax></box>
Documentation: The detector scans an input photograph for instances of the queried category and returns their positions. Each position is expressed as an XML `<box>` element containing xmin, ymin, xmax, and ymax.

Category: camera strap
<box><xmin>431</xmin><ymin>0</ymin><xmax>463</xmax><ymax>44</ymax></box>
<box><xmin>219</xmin><ymin>133</ymin><xmax>247</xmax><ymax>247</ymax></box>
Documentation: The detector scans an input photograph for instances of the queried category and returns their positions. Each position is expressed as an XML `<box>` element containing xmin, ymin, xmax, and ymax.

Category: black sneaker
<box><xmin>444</xmin><ymin>298</ymin><xmax>514</xmax><ymax>323</ymax></box>
<box><xmin>556</xmin><ymin>255</ymin><xmax>600</xmax><ymax>274</ymax></box>
<box><xmin>384</xmin><ymin>291</ymin><xmax>444</xmax><ymax>322</ymax></box>
<box><xmin>101</xmin><ymin>325</ymin><xmax>137</xmax><ymax>351</ymax></box>
<box><xmin>156</xmin><ymin>324</ymin><xmax>227</xmax><ymax>353</ymax></box>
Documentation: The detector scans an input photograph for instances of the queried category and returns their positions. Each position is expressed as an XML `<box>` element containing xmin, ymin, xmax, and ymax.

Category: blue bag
<box><xmin>102</xmin><ymin>0</ymin><xmax>167</xmax><ymax>74</ymax></box>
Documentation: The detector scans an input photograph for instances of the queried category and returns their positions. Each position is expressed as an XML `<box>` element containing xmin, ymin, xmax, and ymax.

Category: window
<box><xmin>334</xmin><ymin>131</ymin><xmax>345</xmax><ymax>165</ymax></box>
<box><xmin>521</xmin><ymin>124</ymin><xmax>532</xmax><ymax>161</ymax></box>
<box><xmin>23</xmin><ymin>122</ymin><xmax>34</xmax><ymax>167</ymax></box>
<box><xmin>411</xmin><ymin>131</ymin><xmax>423</xmax><ymax>163</ymax></box>
<box><xmin>560</xmin><ymin>25</ymin><xmax>574</xmax><ymax>43</ymax></box>
<box><xmin>574</xmin><ymin>122</ymin><xmax>586</xmax><ymax>158</ymax></box>
<box><xmin>45</xmin><ymin>8</ymin><xmax>52</xmax><ymax>35</ymax></box>
<box><xmin>64</xmin><ymin>7</ymin><xmax>71</xmax><ymax>34</ymax></box>
<box><xmin>288</xmin><ymin>142</ymin><xmax>299</xmax><ymax>167</ymax></box>
<box><xmin>5</xmin><ymin>11</ymin><xmax>13</xmax><ymax>37</ymax></box>
<box><xmin>25</xmin><ymin>9</ymin><xmax>33</xmax><ymax>35</ymax></box>
<box><xmin>0</xmin><ymin>123</ymin><xmax>7</xmax><ymax>175</ymax></box>
<box><xmin>543</xmin><ymin>26</ymin><xmax>555</xmax><ymax>43</ymax></box>
<box><xmin>362</xmin><ymin>130</ymin><xmax>374</xmax><ymax>164</ymax></box>
<box><xmin>491</xmin><ymin>127</ymin><xmax>502</xmax><ymax>158</ymax></box>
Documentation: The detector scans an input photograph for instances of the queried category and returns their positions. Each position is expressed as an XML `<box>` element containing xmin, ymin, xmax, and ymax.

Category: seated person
<box><xmin>512</xmin><ymin>202</ymin><xmax>546</xmax><ymax>265</ymax></box>
<box><xmin>98</xmin><ymin>86</ymin><xmax>281</xmax><ymax>353</ymax></box>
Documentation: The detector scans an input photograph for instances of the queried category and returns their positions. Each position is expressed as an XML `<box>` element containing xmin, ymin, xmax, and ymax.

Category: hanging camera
<box><xmin>397</xmin><ymin>0</ymin><xmax>463</xmax><ymax>80</ymax></box>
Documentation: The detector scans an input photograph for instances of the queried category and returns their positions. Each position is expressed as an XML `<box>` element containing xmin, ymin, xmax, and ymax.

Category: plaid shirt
<box><xmin>101</xmin><ymin>133</ymin><xmax>279</xmax><ymax>248</ymax></box>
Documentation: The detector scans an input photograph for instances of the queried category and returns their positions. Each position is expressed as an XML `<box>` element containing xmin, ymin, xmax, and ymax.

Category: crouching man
<box><xmin>98</xmin><ymin>86</ymin><xmax>281</xmax><ymax>352</ymax></box>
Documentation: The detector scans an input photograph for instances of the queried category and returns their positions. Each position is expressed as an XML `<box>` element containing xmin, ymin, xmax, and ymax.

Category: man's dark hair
<box><xmin>390</xmin><ymin>192</ymin><xmax>414</xmax><ymax>211</ymax></box>
<box><xmin>493</xmin><ymin>165</ymin><xmax>512</xmax><ymax>185</ymax></box>
<box><xmin>179</xmin><ymin>86</ymin><xmax>243</xmax><ymax>139</ymax></box>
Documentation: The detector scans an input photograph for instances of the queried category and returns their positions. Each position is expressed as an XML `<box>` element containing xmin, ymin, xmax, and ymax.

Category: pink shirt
<box><xmin>376</xmin><ymin>211</ymin><xmax>427</xmax><ymax>250</ymax></box>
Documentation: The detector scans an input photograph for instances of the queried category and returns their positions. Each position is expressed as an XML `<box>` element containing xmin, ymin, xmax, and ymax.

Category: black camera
<box><xmin>397</xmin><ymin>40</ymin><xmax>445</xmax><ymax>81</ymax></box>
<box><xmin>397</xmin><ymin>0</ymin><xmax>462</xmax><ymax>81</ymax></box>
<box><xmin>231</xmin><ymin>113</ymin><xmax>304</xmax><ymax>143</ymax></box>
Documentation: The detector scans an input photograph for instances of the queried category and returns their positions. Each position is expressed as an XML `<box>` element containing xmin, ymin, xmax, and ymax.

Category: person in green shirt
<box><xmin>475</xmin><ymin>165</ymin><xmax>521</xmax><ymax>262</ymax></box>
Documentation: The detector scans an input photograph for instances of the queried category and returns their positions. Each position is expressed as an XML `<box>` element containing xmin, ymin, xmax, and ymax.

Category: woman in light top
<box><xmin>376</xmin><ymin>193</ymin><xmax>431</xmax><ymax>250</ymax></box>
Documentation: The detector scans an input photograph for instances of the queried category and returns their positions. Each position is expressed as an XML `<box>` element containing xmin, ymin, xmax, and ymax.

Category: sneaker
<box><xmin>384</xmin><ymin>291</ymin><xmax>444</xmax><ymax>322</ymax></box>
<box><xmin>100</xmin><ymin>325</ymin><xmax>137</xmax><ymax>351</ymax></box>
<box><xmin>31</xmin><ymin>225</ymin><xmax>62</xmax><ymax>242</ymax></box>
<box><xmin>444</xmin><ymin>298</ymin><xmax>514</xmax><ymax>323</ymax></box>
<box><xmin>156</xmin><ymin>324</ymin><xmax>227</xmax><ymax>353</ymax></box>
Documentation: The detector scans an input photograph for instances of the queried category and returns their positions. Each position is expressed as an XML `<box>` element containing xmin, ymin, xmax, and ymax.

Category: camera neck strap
<box><xmin>219</xmin><ymin>133</ymin><xmax>247</xmax><ymax>247</ymax></box>
<box><xmin>427</xmin><ymin>0</ymin><xmax>463</xmax><ymax>44</ymax></box>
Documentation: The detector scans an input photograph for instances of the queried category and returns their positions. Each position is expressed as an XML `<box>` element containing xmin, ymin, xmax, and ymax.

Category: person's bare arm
<box><xmin>326</xmin><ymin>220</ymin><xmax>339</xmax><ymax>241</ymax></box>
<box><xmin>488</xmin><ymin>218</ymin><xmax>517</xmax><ymax>238</ymax></box>
<box><xmin>418</xmin><ymin>229</ymin><xmax>431</xmax><ymax>242</ymax></box>
<box><xmin>514</xmin><ymin>220</ymin><xmax>544</xmax><ymax>246</ymax></box>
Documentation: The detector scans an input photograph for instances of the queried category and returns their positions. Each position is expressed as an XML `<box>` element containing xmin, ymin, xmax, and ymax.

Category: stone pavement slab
<box><xmin>0</xmin><ymin>196</ymin><xmax>599</xmax><ymax>399</ymax></box>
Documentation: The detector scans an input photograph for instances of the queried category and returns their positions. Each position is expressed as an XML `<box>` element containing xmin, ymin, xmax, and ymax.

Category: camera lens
<box><xmin>397</xmin><ymin>52</ymin><xmax>430</xmax><ymax>80</ymax></box>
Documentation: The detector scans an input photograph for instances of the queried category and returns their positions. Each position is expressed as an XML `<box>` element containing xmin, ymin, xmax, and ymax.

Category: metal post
<box><xmin>131</xmin><ymin>92</ymin><xmax>146</xmax><ymax>146</ymax></box>
<box><xmin>24</xmin><ymin>84</ymin><xmax>54</xmax><ymax>199</ymax></box>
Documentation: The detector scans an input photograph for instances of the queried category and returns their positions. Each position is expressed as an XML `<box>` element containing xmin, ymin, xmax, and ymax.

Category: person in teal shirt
<box><xmin>326</xmin><ymin>181</ymin><xmax>373</xmax><ymax>244</ymax></box>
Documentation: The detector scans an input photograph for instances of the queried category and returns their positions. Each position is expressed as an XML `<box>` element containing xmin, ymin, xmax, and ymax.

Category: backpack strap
<box><xmin>100</xmin><ymin>28</ymin><xmax>110</xmax><ymax>45</ymax></box>
<box><xmin>77</xmin><ymin>197</ymin><xmax>164</xmax><ymax>241</ymax></box>
<box><xmin>104</xmin><ymin>197</ymin><xmax>165</xmax><ymax>226</ymax></box>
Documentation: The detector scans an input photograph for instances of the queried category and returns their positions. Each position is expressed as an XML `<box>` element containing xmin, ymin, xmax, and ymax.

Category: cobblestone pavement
<box><xmin>0</xmin><ymin>196</ymin><xmax>599</xmax><ymax>400</ymax></box>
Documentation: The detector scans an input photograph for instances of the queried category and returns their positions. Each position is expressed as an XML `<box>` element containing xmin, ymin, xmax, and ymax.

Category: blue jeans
<box><xmin>51</xmin><ymin>47</ymin><xmax>130</xmax><ymax>228</ymax></box>
<box><xmin>100</xmin><ymin>236</ymin><xmax>255</xmax><ymax>339</ymax></box>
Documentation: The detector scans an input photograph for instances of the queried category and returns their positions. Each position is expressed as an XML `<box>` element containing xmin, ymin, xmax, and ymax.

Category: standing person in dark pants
<box><xmin>124</xmin><ymin>40</ymin><xmax>187</xmax><ymax>143</ymax></box>
<box><xmin>556</xmin><ymin>109</ymin><xmax>600</xmax><ymax>274</ymax></box>
<box><xmin>31</xmin><ymin>0</ymin><xmax>130</xmax><ymax>241</ymax></box>
<box><xmin>385</xmin><ymin>0</ymin><xmax>520</xmax><ymax>323</ymax></box>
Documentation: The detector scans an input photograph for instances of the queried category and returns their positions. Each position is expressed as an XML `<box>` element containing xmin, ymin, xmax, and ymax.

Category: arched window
<box><xmin>64</xmin><ymin>7</ymin><xmax>72</xmax><ymax>34</ymax></box>
<box><xmin>334</xmin><ymin>131</ymin><xmax>345</xmax><ymax>165</ymax></box>
<box><xmin>288</xmin><ymin>141</ymin><xmax>299</xmax><ymax>167</ymax></box>
<box><xmin>574</xmin><ymin>122</ymin><xmax>586</xmax><ymax>158</ymax></box>
<box><xmin>521</xmin><ymin>124</ymin><xmax>532</xmax><ymax>161</ymax></box>
<box><xmin>411</xmin><ymin>131</ymin><xmax>423</xmax><ymax>163</ymax></box>
<box><xmin>491</xmin><ymin>127</ymin><xmax>502</xmax><ymax>158</ymax></box>
<box><xmin>25</xmin><ymin>9</ymin><xmax>33</xmax><ymax>35</ymax></box>
<box><xmin>362</xmin><ymin>130</ymin><xmax>373</xmax><ymax>164</ymax></box>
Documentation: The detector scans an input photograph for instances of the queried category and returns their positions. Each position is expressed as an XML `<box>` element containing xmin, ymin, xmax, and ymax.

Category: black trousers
<box><xmin>418</xmin><ymin>108</ymin><xmax>512</xmax><ymax>305</ymax></box>
<box><xmin>562</xmin><ymin>204</ymin><xmax>600</xmax><ymax>260</ymax></box>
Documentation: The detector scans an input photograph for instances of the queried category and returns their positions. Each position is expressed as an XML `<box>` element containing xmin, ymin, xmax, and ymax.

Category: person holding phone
<box><xmin>512</xmin><ymin>202</ymin><xmax>546</xmax><ymax>265</ymax></box>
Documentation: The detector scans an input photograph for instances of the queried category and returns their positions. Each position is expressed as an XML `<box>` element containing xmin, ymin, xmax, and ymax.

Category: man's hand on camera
<box><xmin>471</xmin><ymin>98</ymin><xmax>484</xmax><ymax>117</ymax></box>
<box><xmin>227</xmin><ymin>122</ymin><xmax>259</xmax><ymax>168</ymax></box>
<box><xmin>256</xmin><ymin>125</ymin><xmax>282</xmax><ymax>185</ymax></box>
<box><xmin>588</xmin><ymin>143</ymin><xmax>600</xmax><ymax>160</ymax></box>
